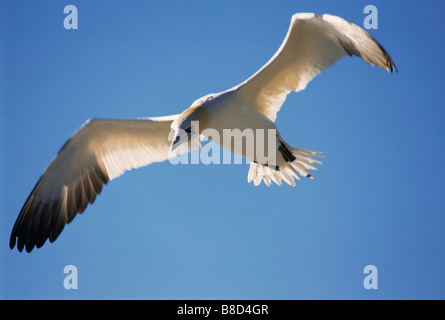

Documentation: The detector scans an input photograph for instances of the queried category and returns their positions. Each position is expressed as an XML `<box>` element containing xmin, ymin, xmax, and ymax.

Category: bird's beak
<box><xmin>170</xmin><ymin>131</ymin><xmax>189</xmax><ymax>152</ymax></box>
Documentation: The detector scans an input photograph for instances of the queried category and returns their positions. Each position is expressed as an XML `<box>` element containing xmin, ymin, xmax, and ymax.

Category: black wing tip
<box><xmin>10</xmin><ymin>229</ymin><xmax>63</xmax><ymax>253</ymax></box>
<box><xmin>10</xmin><ymin>204</ymin><xmax>76</xmax><ymax>253</ymax></box>
<box><xmin>389</xmin><ymin>59</ymin><xmax>398</xmax><ymax>74</ymax></box>
<box><xmin>9</xmin><ymin>165</ymin><xmax>109</xmax><ymax>253</ymax></box>
<box><xmin>382</xmin><ymin>49</ymin><xmax>397</xmax><ymax>74</ymax></box>
<box><xmin>389</xmin><ymin>64</ymin><xmax>399</xmax><ymax>74</ymax></box>
<box><xmin>9</xmin><ymin>235</ymin><xmax>17</xmax><ymax>250</ymax></box>
<box><xmin>10</xmin><ymin>232</ymin><xmax>38</xmax><ymax>253</ymax></box>
<box><xmin>372</xmin><ymin>37</ymin><xmax>397</xmax><ymax>74</ymax></box>
<box><xmin>10</xmin><ymin>217</ymin><xmax>70</xmax><ymax>253</ymax></box>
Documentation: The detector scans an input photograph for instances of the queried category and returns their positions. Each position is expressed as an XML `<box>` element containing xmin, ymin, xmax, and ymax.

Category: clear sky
<box><xmin>1</xmin><ymin>0</ymin><xmax>444</xmax><ymax>299</ymax></box>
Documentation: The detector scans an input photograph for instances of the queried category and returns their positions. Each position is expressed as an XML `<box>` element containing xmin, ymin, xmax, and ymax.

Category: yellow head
<box><xmin>170</xmin><ymin>105</ymin><xmax>209</xmax><ymax>152</ymax></box>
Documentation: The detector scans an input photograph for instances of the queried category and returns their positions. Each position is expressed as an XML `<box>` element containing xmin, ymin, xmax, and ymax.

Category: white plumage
<box><xmin>10</xmin><ymin>13</ymin><xmax>396</xmax><ymax>252</ymax></box>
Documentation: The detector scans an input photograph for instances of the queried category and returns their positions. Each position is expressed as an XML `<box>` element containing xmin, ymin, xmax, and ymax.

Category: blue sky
<box><xmin>1</xmin><ymin>0</ymin><xmax>444</xmax><ymax>299</ymax></box>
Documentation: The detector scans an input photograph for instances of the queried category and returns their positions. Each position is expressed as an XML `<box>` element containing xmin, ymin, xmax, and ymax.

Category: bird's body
<box><xmin>184</xmin><ymin>89</ymin><xmax>320</xmax><ymax>184</ymax></box>
<box><xmin>10</xmin><ymin>13</ymin><xmax>396</xmax><ymax>252</ymax></box>
<box><xmin>189</xmin><ymin>90</ymin><xmax>280</xmax><ymax>162</ymax></box>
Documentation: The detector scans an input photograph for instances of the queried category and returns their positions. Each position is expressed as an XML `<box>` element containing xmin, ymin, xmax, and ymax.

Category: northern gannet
<box><xmin>10</xmin><ymin>13</ymin><xmax>396</xmax><ymax>252</ymax></box>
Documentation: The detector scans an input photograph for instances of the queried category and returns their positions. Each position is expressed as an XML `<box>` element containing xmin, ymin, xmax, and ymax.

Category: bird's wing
<box><xmin>235</xmin><ymin>13</ymin><xmax>396</xmax><ymax>122</ymax></box>
<box><xmin>10</xmin><ymin>115</ymin><xmax>178</xmax><ymax>252</ymax></box>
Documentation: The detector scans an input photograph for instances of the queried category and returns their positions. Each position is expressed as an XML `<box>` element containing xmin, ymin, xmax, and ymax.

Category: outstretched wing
<box><xmin>235</xmin><ymin>13</ymin><xmax>396</xmax><ymax>122</ymax></box>
<box><xmin>10</xmin><ymin>115</ymin><xmax>178</xmax><ymax>252</ymax></box>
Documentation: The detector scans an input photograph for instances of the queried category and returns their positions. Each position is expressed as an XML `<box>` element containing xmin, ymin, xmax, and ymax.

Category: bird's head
<box><xmin>170</xmin><ymin>105</ymin><xmax>208</xmax><ymax>152</ymax></box>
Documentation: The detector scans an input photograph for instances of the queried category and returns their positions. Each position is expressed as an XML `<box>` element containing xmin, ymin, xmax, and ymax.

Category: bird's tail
<box><xmin>247</xmin><ymin>147</ymin><xmax>324</xmax><ymax>187</ymax></box>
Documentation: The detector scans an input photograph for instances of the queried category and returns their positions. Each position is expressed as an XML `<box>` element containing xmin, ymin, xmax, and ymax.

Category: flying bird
<box><xmin>10</xmin><ymin>13</ymin><xmax>396</xmax><ymax>252</ymax></box>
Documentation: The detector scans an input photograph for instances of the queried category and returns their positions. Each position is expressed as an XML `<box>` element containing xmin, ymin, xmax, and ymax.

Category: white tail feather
<box><xmin>247</xmin><ymin>148</ymin><xmax>324</xmax><ymax>187</ymax></box>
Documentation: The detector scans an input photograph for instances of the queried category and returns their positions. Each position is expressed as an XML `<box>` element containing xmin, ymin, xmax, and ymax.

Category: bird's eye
<box><xmin>184</xmin><ymin>126</ymin><xmax>192</xmax><ymax>139</ymax></box>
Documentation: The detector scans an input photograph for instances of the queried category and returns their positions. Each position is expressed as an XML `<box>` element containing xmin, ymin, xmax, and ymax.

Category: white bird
<box><xmin>10</xmin><ymin>13</ymin><xmax>396</xmax><ymax>252</ymax></box>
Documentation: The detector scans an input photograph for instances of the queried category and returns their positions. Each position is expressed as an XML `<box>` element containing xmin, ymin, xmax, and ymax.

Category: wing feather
<box><xmin>10</xmin><ymin>115</ymin><xmax>178</xmax><ymax>252</ymax></box>
<box><xmin>235</xmin><ymin>13</ymin><xmax>396</xmax><ymax>122</ymax></box>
